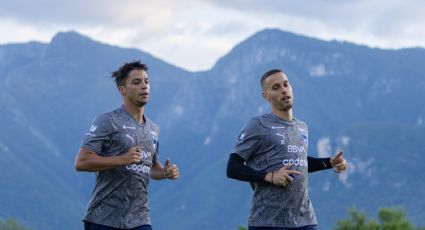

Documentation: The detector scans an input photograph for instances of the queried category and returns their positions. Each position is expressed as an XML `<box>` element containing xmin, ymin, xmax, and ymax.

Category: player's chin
<box><xmin>137</xmin><ymin>100</ymin><xmax>148</xmax><ymax>107</ymax></box>
<box><xmin>279</xmin><ymin>104</ymin><xmax>293</xmax><ymax>111</ymax></box>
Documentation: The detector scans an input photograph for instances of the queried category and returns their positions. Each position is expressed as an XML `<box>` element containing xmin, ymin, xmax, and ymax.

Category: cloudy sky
<box><xmin>1</xmin><ymin>0</ymin><xmax>424</xmax><ymax>71</ymax></box>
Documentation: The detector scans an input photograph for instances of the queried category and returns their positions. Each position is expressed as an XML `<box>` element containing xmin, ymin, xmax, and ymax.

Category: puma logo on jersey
<box><xmin>125</xmin><ymin>134</ymin><xmax>134</xmax><ymax>142</ymax></box>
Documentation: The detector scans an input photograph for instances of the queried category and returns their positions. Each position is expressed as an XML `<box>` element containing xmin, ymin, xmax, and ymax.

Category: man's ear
<box><xmin>262</xmin><ymin>91</ymin><xmax>270</xmax><ymax>102</ymax></box>
<box><xmin>118</xmin><ymin>85</ymin><xmax>126</xmax><ymax>96</ymax></box>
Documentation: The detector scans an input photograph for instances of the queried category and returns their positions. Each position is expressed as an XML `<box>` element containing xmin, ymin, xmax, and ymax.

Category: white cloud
<box><xmin>317</xmin><ymin>137</ymin><xmax>332</xmax><ymax>158</ymax></box>
<box><xmin>0</xmin><ymin>142</ymin><xmax>10</xmax><ymax>153</ymax></box>
<box><xmin>174</xmin><ymin>105</ymin><xmax>184</xmax><ymax>116</ymax></box>
<box><xmin>321</xmin><ymin>181</ymin><xmax>331</xmax><ymax>191</ymax></box>
<box><xmin>340</xmin><ymin>136</ymin><xmax>350</xmax><ymax>147</ymax></box>
<box><xmin>0</xmin><ymin>19</ymin><xmax>54</xmax><ymax>44</ymax></box>
<box><xmin>1</xmin><ymin>0</ymin><xmax>424</xmax><ymax>71</ymax></box>
<box><xmin>203</xmin><ymin>137</ymin><xmax>211</xmax><ymax>145</ymax></box>
<box><xmin>417</xmin><ymin>117</ymin><xmax>423</xmax><ymax>126</ymax></box>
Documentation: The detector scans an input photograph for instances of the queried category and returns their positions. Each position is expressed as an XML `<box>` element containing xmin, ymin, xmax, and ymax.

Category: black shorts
<box><xmin>84</xmin><ymin>221</ymin><xmax>152</xmax><ymax>230</ymax></box>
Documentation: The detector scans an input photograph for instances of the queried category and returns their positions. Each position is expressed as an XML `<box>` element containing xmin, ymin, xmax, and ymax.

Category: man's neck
<box><xmin>123</xmin><ymin>101</ymin><xmax>145</xmax><ymax>124</ymax></box>
<box><xmin>272</xmin><ymin>108</ymin><xmax>293</xmax><ymax>121</ymax></box>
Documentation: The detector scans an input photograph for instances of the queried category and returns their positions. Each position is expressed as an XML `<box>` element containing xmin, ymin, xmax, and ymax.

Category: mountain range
<box><xmin>0</xmin><ymin>28</ymin><xmax>424</xmax><ymax>230</ymax></box>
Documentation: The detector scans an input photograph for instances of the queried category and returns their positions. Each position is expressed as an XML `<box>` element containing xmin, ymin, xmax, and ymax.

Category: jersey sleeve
<box><xmin>153</xmin><ymin>135</ymin><xmax>159</xmax><ymax>164</ymax></box>
<box><xmin>151</xmin><ymin>124</ymin><xmax>160</xmax><ymax>163</ymax></box>
<box><xmin>80</xmin><ymin>113</ymin><xmax>114</xmax><ymax>155</ymax></box>
<box><xmin>231</xmin><ymin>118</ymin><xmax>262</xmax><ymax>161</ymax></box>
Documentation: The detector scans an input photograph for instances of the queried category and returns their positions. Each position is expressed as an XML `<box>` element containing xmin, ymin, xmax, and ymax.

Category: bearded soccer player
<box><xmin>226</xmin><ymin>69</ymin><xmax>347</xmax><ymax>230</ymax></box>
<box><xmin>75</xmin><ymin>61</ymin><xmax>179</xmax><ymax>230</ymax></box>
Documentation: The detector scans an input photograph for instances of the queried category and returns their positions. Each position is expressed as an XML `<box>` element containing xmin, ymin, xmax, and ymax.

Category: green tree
<box><xmin>335</xmin><ymin>208</ymin><xmax>380</xmax><ymax>230</ymax></box>
<box><xmin>335</xmin><ymin>207</ymin><xmax>424</xmax><ymax>230</ymax></box>
<box><xmin>0</xmin><ymin>218</ymin><xmax>31</xmax><ymax>230</ymax></box>
<box><xmin>379</xmin><ymin>207</ymin><xmax>415</xmax><ymax>230</ymax></box>
<box><xmin>237</xmin><ymin>207</ymin><xmax>425</xmax><ymax>230</ymax></box>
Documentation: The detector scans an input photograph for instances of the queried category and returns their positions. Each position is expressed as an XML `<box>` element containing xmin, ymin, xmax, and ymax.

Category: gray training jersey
<box><xmin>81</xmin><ymin>105</ymin><xmax>159</xmax><ymax>229</ymax></box>
<box><xmin>232</xmin><ymin>113</ymin><xmax>317</xmax><ymax>228</ymax></box>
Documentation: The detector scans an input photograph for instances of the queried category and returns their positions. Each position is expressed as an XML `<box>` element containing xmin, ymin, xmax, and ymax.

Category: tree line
<box><xmin>2</xmin><ymin>207</ymin><xmax>424</xmax><ymax>230</ymax></box>
<box><xmin>237</xmin><ymin>207</ymin><xmax>425</xmax><ymax>230</ymax></box>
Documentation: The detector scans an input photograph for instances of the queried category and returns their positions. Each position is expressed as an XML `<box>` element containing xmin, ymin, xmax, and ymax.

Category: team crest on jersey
<box><xmin>298</xmin><ymin>128</ymin><xmax>308</xmax><ymax>144</ymax></box>
<box><xmin>151</xmin><ymin>131</ymin><xmax>158</xmax><ymax>148</ymax></box>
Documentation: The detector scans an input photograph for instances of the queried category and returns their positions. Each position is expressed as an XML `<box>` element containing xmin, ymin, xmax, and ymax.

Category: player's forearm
<box><xmin>307</xmin><ymin>156</ymin><xmax>332</xmax><ymax>173</ymax></box>
<box><xmin>227</xmin><ymin>153</ymin><xmax>267</xmax><ymax>182</ymax></box>
<box><xmin>75</xmin><ymin>149</ymin><xmax>126</xmax><ymax>172</ymax></box>
<box><xmin>150</xmin><ymin>166</ymin><xmax>166</xmax><ymax>180</ymax></box>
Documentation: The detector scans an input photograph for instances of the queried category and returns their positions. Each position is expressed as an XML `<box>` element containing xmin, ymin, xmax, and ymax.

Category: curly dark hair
<box><xmin>111</xmin><ymin>61</ymin><xmax>148</xmax><ymax>87</ymax></box>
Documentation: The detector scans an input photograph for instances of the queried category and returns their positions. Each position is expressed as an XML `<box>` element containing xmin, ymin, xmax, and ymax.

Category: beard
<box><xmin>132</xmin><ymin>97</ymin><xmax>148</xmax><ymax>107</ymax></box>
<box><xmin>136</xmin><ymin>100</ymin><xmax>148</xmax><ymax>107</ymax></box>
<box><xmin>280</xmin><ymin>104</ymin><xmax>293</xmax><ymax>111</ymax></box>
<box><xmin>273</xmin><ymin>100</ymin><xmax>293</xmax><ymax>112</ymax></box>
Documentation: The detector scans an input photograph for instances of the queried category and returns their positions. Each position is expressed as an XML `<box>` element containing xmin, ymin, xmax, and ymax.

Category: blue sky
<box><xmin>1</xmin><ymin>0</ymin><xmax>424</xmax><ymax>71</ymax></box>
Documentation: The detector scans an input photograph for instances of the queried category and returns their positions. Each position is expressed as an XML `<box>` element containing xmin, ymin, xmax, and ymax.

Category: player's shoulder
<box><xmin>293</xmin><ymin>117</ymin><xmax>308</xmax><ymax>129</ymax></box>
<box><xmin>257</xmin><ymin>113</ymin><xmax>282</xmax><ymax>125</ymax></box>
<box><xmin>96</xmin><ymin>106</ymin><xmax>123</xmax><ymax>117</ymax></box>
<box><xmin>145</xmin><ymin>116</ymin><xmax>160</xmax><ymax>132</ymax></box>
<box><xmin>246</xmin><ymin>114</ymin><xmax>264</xmax><ymax>126</ymax></box>
<box><xmin>251</xmin><ymin>112</ymin><xmax>276</xmax><ymax>121</ymax></box>
<box><xmin>93</xmin><ymin>108</ymin><xmax>117</xmax><ymax>123</ymax></box>
<box><xmin>92</xmin><ymin>107</ymin><xmax>128</xmax><ymax>129</ymax></box>
<box><xmin>244</xmin><ymin>113</ymin><xmax>273</xmax><ymax>130</ymax></box>
<box><xmin>99</xmin><ymin>107</ymin><xmax>124</xmax><ymax>121</ymax></box>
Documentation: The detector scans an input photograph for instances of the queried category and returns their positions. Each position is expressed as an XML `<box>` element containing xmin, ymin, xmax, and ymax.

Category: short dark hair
<box><xmin>260</xmin><ymin>69</ymin><xmax>283</xmax><ymax>89</ymax></box>
<box><xmin>111</xmin><ymin>61</ymin><xmax>148</xmax><ymax>87</ymax></box>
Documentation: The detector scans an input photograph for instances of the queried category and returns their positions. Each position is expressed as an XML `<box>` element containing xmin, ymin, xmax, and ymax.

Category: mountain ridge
<box><xmin>1</xmin><ymin>29</ymin><xmax>424</xmax><ymax>230</ymax></box>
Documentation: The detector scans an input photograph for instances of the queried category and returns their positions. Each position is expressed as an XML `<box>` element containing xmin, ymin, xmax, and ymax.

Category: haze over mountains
<box><xmin>1</xmin><ymin>29</ymin><xmax>424</xmax><ymax>230</ymax></box>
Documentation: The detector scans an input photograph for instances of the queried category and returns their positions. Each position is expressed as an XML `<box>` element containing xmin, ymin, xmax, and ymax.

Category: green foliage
<box><xmin>379</xmin><ymin>207</ymin><xmax>414</xmax><ymax>230</ymax></box>
<box><xmin>0</xmin><ymin>218</ymin><xmax>31</xmax><ymax>230</ymax></box>
<box><xmin>335</xmin><ymin>208</ymin><xmax>380</xmax><ymax>230</ymax></box>
<box><xmin>237</xmin><ymin>207</ymin><xmax>425</xmax><ymax>230</ymax></box>
<box><xmin>334</xmin><ymin>207</ymin><xmax>424</xmax><ymax>230</ymax></box>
